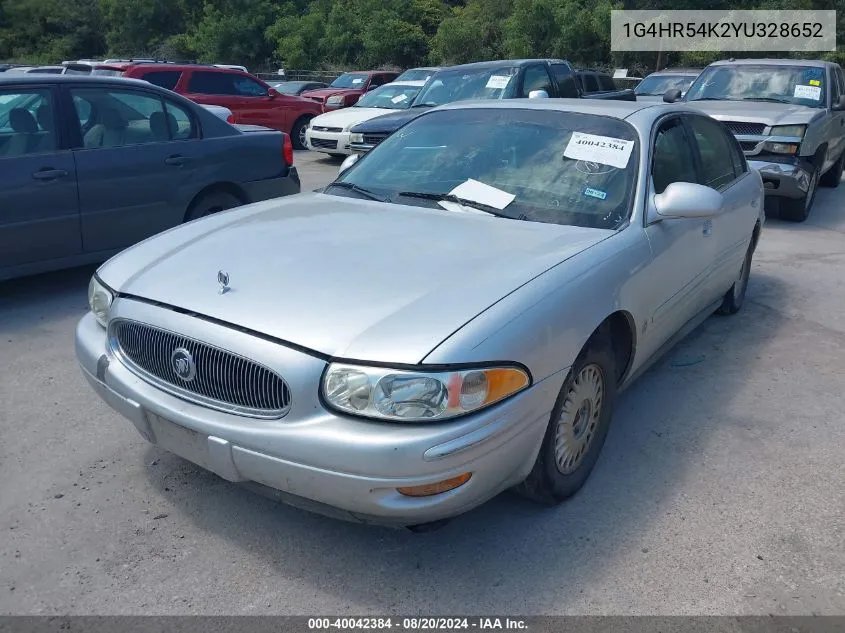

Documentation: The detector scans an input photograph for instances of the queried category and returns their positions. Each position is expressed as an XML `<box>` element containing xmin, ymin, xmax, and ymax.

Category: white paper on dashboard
<box><xmin>446</xmin><ymin>179</ymin><xmax>515</xmax><ymax>210</ymax></box>
<box><xmin>793</xmin><ymin>84</ymin><xmax>821</xmax><ymax>100</ymax></box>
<box><xmin>391</xmin><ymin>94</ymin><xmax>408</xmax><ymax>103</ymax></box>
<box><xmin>486</xmin><ymin>74</ymin><xmax>511</xmax><ymax>90</ymax></box>
<box><xmin>437</xmin><ymin>200</ymin><xmax>495</xmax><ymax>215</ymax></box>
<box><xmin>563</xmin><ymin>132</ymin><xmax>635</xmax><ymax>169</ymax></box>
<box><xmin>352</xmin><ymin>78</ymin><xmax>364</xmax><ymax>84</ymax></box>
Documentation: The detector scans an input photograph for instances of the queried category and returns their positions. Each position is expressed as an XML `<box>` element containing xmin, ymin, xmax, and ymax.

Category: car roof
<box><xmin>647</xmin><ymin>68</ymin><xmax>701</xmax><ymax>75</ymax></box>
<box><xmin>433</xmin><ymin>97</ymin><xmax>692</xmax><ymax>122</ymax></box>
<box><xmin>437</xmin><ymin>59</ymin><xmax>568</xmax><ymax>72</ymax></box>
<box><xmin>125</xmin><ymin>63</ymin><xmax>245</xmax><ymax>73</ymax></box>
<box><xmin>386</xmin><ymin>80</ymin><xmax>428</xmax><ymax>87</ymax></box>
<box><xmin>404</xmin><ymin>66</ymin><xmax>441</xmax><ymax>71</ymax></box>
<box><xmin>0</xmin><ymin>74</ymin><xmax>169</xmax><ymax>88</ymax></box>
<box><xmin>709</xmin><ymin>58</ymin><xmax>829</xmax><ymax>68</ymax></box>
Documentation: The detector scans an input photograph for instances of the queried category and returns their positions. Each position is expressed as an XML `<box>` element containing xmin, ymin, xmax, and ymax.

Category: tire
<box><xmin>185</xmin><ymin>191</ymin><xmax>242</xmax><ymax>222</ymax></box>
<box><xmin>716</xmin><ymin>232</ymin><xmax>755</xmax><ymax>316</ymax></box>
<box><xmin>515</xmin><ymin>338</ymin><xmax>617</xmax><ymax>505</ymax></box>
<box><xmin>779</xmin><ymin>167</ymin><xmax>818</xmax><ymax>222</ymax></box>
<box><xmin>291</xmin><ymin>116</ymin><xmax>311</xmax><ymax>150</ymax></box>
<box><xmin>820</xmin><ymin>151</ymin><xmax>844</xmax><ymax>188</ymax></box>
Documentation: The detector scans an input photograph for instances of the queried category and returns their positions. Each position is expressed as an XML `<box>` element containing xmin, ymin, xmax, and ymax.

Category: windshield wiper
<box><xmin>410</xmin><ymin>102</ymin><xmax>437</xmax><ymax>108</ymax></box>
<box><xmin>742</xmin><ymin>97</ymin><xmax>792</xmax><ymax>104</ymax></box>
<box><xmin>325</xmin><ymin>181</ymin><xmax>388</xmax><ymax>202</ymax></box>
<box><xmin>690</xmin><ymin>97</ymin><xmax>731</xmax><ymax>101</ymax></box>
<box><xmin>396</xmin><ymin>191</ymin><xmax>513</xmax><ymax>218</ymax></box>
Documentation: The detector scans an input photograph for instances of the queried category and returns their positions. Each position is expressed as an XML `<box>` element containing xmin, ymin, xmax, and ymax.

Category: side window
<box><xmin>598</xmin><ymin>74</ymin><xmax>616</xmax><ymax>91</ymax></box>
<box><xmin>686</xmin><ymin>115</ymin><xmax>740</xmax><ymax>191</ymax></box>
<box><xmin>831</xmin><ymin>67</ymin><xmax>844</xmax><ymax>105</ymax></box>
<box><xmin>582</xmin><ymin>73</ymin><xmax>600</xmax><ymax>93</ymax></box>
<box><xmin>165</xmin><ymin>101</ymin><xmax>197</xmax><ymax>140</ymax></box>
<box><xmin>0</xmin><ymin>89</ymin><xmax>57</xmax><ymax>157</ymax></box>
<box><xmin>520</xmin><ymin>65</ymin><xmax>553</xmax><ymax>97</ymax></box>
<box><xmin>73</xmin><ymin>95</ymin><xmax>92</xmax><ymax>126</ymax></box>
<box><xmin>651</xmin><ymin>118</ymin><xmax>698</xmax><ymax>195</ymax></box>
<box><xmin>187</xmin><ymin>71</ymin><xmax>237</xmax><ymax>96</ymax></box>
<box><xmin>550</xmin><ymin>63</ymin><xmax>579</xmax><ymax>98</ymax></box>
<box><xmin>232</xmin><ymin>76</ymin><xmax>269</xmax><ymax>97</ymax></box>
<box><xmin>70</xmin><ymin>88</ymin><xmax>172</xmax><ymax>149</ymax></box>
<box><xmin>140</xmin><ymin>70</ymin><xmax>182</xmax><ymax>91</ymax></box>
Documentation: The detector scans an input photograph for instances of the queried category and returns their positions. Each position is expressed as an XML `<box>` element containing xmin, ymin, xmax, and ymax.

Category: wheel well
<box><xmin>184</xmin><ymin>182</ymin><xmax>248</xmax><ymax>222</ymax></box>
<box><xmin>812</xmin><ymin>144</ymin><xmax>828</xmax><ymax>171</ymax></box>
<box><xmin>751</xmin><ymin>220</ymin><xmax>762</xmax><ymax>251</ymax></box>
<box><xmin>588</xmin><ymin>311</ymin><xmax>636</xmax><ymax>384</ymax></box>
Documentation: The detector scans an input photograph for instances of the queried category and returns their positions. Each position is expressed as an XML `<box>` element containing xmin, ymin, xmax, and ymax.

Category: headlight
<box><xmin>350</xmin><ymin>132</ymin><xmax>364</xmax><ymax>143</ymax></box>
<box><xmin>762</xmin><ymin>142</ymin><xmax>799</xmax><ymax>155</ymax></box>
<box><xmin>326</xmin><ymin>95</ymin><xmax>345</xmax><ymax>106</ymax></box>
<box><xmin>769</xmin><ymin>125</ymin><xmax>806</xmax><ymax>138</ymax></box>
<box><xmin>87</xmin><ymin>275</ymin><xmax>114</xmax><ymax>328</ymax></box>
<box><xmin>322</xmin><ymin>363</ymin><xmax>530</xmax><ymax>422</ymax></box>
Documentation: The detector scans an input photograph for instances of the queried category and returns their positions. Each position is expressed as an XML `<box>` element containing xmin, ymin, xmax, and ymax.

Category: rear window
<box><xmin>140</xmin><ymin>70</ymin><xmax>182</xmax><ymax>91</ymax></box>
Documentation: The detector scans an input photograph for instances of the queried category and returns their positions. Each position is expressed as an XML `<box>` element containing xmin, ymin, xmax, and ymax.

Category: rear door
<box><xmin>67</xmin><ymin>84</ymin><xmax>202</xmax><ymax>253</ymax></box>
<box><xmin>0</xmin><ymin>85</ymin><xmax>81</xmax><ymax>271</ymax></box>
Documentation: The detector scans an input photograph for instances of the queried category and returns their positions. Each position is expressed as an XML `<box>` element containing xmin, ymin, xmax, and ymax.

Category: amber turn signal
<box><xmin>397</xmin><ymin>472</ymin><xmax>472</xmax><ymax>497</ymax></box>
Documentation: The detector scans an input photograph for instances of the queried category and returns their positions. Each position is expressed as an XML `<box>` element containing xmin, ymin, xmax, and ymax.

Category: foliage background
<box><xmin>1</xmin><ymin>0</ymin><xmax>843</xmax><ymax>74</ymax></box>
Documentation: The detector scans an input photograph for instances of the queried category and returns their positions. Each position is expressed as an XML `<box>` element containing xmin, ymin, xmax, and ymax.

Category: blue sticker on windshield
<box><xmin>801</xmin><ymin>67</ymin><xmax>824</xmax><ymax>80</ymax></box>
<box><xmin>584</xmin><ymin>187</ymin><xmax>608</xmax><ymax>200</ymax></box>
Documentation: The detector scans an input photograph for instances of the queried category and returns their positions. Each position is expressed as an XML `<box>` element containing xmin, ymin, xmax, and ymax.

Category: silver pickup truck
<box><xmin>666</xmin><ymin>58</ymin><xmax>845</xmax><ymax>222</ymax></box>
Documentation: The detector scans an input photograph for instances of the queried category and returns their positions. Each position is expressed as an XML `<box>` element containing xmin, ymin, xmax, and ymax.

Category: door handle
<box><xmin>32</xmin><ymin>168</ymin><xmax>68</xmax><ymax>181</ymax></box>
<box><xmin>164</xmin><ymin>155</ymin><xmax>186</xmax><ymax>166</ymax></box>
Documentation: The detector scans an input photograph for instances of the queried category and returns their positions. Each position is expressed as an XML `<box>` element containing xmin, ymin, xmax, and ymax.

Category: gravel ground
<box><xmin>1</xmin><ymin>150</ymin><xmax>844</xmax><ymax>615</ymax></box>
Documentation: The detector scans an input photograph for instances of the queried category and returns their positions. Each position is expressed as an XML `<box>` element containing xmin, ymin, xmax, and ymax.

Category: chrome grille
<box><xmin>109</xmin><ymin>319</ymin><xmax>291</xmax><ymax>419</ymax></box>
<box><xmin>312</xmin><ymin>125</ymin><xmax>342</xmax><ymax>133</ymax></box>
<box><xmin>310</xmin><ymin>138</ymin><xmax>338</xmax><ymax>150</ymax></box>
<box><xmin>362</xmin><ymin>133</ymin><xmax>389</xmax><ymax>145</ymax></box>
<box><xmin>739</xmin><ymin>140</ymin><xmax>760</xmax><ymax>152</ymax></box>
<box><xmin>722</xmin><ymin>121</ymin><xmax>766</xmax><ymax>136</ymax></box>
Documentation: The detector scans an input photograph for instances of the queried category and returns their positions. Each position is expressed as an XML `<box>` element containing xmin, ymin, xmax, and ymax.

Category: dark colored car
<box><xmin>300</xmin><ymin>71</ymin><xmax>400</xmax><ymax>111</ymax></box>
<box><xmin>121</xmin><ymin>64</ymin><xmax>323</xmax><ymax>148</ymax></box>
<box><xmin>349</xmin><ymin>59</ymin><xmax>636</xmax><ymax>153</ymax></box>
<box><xmin>574</xmin><ymin>68</ymin><xmax>628</xmax><ymax>96</ymax></box>
<box><xmin>0</xmin><ymin>74</ymin><xmax>300</xmax><ymax>282</ymax></box>
<box><xmin>634</xmin><ymin>68</ymin><xmax>701</xmax><ymax>102</ymax></box>
<box><xmin>271</xmin><ymin>81</ymin><xmax>329</xmax><ymax>96</ymax></box>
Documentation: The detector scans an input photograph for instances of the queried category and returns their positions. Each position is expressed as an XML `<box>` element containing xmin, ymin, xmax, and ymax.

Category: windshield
<box><xmin>636</xmin><ymin>74</ymin><xmax>697</xmax><ymax>96</ymax></box>
<box><xmin>686</xmin><ymin>65</ymin><xmax>826</xmax><ymax>107</ymax></box>
<box><xmin>330</xmin><ymin>73</ymin><xmax>370</xmax><ymax>89</ymax></box>
<box><xmin>329</xmin><ymin>108</ymin><xmax>639</xmax><ymax>230</ymax></box>
<box><xmin>412</xmin><ymin>67</ymin><xmax>519</xmax><ymax>107</ymax></box>
<box><xmin>396</xmin><ymin>68</ymin><xmax>436</xmax><ymax>82</ymax></box>
<box><xmin>355</xmin><ymin>84</ymin><xmax>422</xmax><ymax>109</ymax></box>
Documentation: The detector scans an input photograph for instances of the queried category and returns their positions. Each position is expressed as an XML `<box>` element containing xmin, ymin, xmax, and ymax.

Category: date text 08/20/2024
<box><xmin>307</xmin><ymin>618</ymin><xmax>529</xmax><ymax>630</ymax></box>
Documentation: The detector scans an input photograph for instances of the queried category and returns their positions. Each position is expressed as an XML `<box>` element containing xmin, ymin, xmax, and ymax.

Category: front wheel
<box><xmin>515</xmin><ymin>339</ymin><xmax>617</xmax><ymax>505</ymax></box>
<box><xmin>291</xmin><ymin>117</ymin><xmax>311</xmax><ymax>150</ymax></box>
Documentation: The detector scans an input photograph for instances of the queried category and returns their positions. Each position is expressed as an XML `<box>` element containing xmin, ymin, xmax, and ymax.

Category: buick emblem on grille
<box><xmin>217</xmin><ymin>270</ymin><xmax>230</xmax><ymax>295</ymax></box>
<box><xmin>170</xmin><ymin>347</ymin><xmax>197</xmax><ymax>382</ymax></box>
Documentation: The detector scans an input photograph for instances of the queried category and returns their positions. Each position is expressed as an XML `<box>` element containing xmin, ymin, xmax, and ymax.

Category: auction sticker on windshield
<box><xmin>794</xmin><ymin>84</ymin><xmax>821</xmax><ymax>100</ymax></box>
<box><xmin>486</xmin><ymin>75</ymin><xmax>512</xmax><ymax>90</ymax></box>
<box><xmin>564</xmin><ymin>132</ymin><xmax>635</xmax><ymax>169</ymax></box>
<box><xmin>391</xmin><ymin>94</ymin><xmax>408</xmax><ymax>103</ymax></box>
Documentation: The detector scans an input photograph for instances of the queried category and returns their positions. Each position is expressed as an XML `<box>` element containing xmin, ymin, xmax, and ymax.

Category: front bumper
<box><xmin>241</xmin><ymin>168</ymin><xmax>300</xmax><ymax>201</ymax></box>
<box><xmin>75</xmin><ymin>300</ymin><xmax>558</xmax><ymax>527</ymax></box>
<box><xmin>305</xmin><ymin>128</ymin><xmax>353</xmax><ymax>155</ymax></box>
<box><xmin>749</xmin><ymin>157</ymin><xmax>813</xmax><ymax>199</ymax></box>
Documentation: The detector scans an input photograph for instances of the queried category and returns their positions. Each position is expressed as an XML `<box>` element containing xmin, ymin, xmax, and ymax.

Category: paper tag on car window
<box><xmin>486</xmin><ymin>75</ymin><xmax>511</xmax><ymax>90</ymax></box>
<box><xmin>794</xmin><ymin>84</ymin><xmax>821</xmax><ymax>100</ymax></box>
<box><xmin>391</xmin><ymin>94</ymin><xmax>408</xmax><ymax>104</ymax></box>
<box><xmin>563</xmin><ymin>132</ymin><xmax>634</xmax><ymax>169</ymax></box>
<box><xmin>445</xmin><ymin>179</ymin><xmax>515</xmax><ymax>210</ymax></box>
<box><xmin>352</xmin><ymin>78</ymin><xmax>364</xmax><ymax>84</ymax></box>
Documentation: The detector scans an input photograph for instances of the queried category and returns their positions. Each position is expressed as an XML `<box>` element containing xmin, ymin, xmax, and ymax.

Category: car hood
<box><xmin>349</xmin><ymin>108</ymin><xmax>426</xmax><ymax>134</ymax></box>
<box><xmin>301</xmin><ymin>87</ymin><xmax>363</xmax><ymax>99</ymax></box>
<box><xmin>683</xmin><ymin>100</ymin><xmax>824</xmax><ymax>127</ymax></box>
<box><xmin>98</xmin><ymin>193</ymin><xmax>612</xmax><ymax>365</ymax></box>
<box><xmin>311</xmin><ymin>107</ymin><xmax>403</xmax><ymax>130</ymax></box>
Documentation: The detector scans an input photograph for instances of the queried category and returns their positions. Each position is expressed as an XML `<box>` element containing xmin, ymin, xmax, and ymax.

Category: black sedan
<box><xmin>0</xmin><ymin>74</ymin><xmax>300</xmax><ymax>282</ymax></box>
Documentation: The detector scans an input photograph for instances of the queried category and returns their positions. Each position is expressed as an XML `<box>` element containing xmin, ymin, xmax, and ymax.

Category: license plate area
<box><xmin>147</xmin><ymin>413</ymin><xmax>212</xmax><ymax>471</ymax></box>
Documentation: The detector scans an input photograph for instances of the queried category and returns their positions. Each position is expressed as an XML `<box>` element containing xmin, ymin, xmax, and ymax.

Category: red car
<box><xmin>121</xmin><ymin>64</ymin><xmax>323</xmax><ymax>148</ymax></box>
<box><xmin>300</xmin><ymin>71</ymin><xmax>400</xmax><ymax>111</ymax></box>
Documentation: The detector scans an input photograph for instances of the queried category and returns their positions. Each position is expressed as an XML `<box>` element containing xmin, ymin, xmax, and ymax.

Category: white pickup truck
<box><xmin>668</xmin><ymin>58</ymin><xmax>845</xmax><ymax>222</ymax></box>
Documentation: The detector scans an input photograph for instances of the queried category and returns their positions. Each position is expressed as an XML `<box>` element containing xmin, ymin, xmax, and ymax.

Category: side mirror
<box><xmin>663</xmin><ymin>88</ymin><xmax>683</xmax><ymax>103</ymax></box>
<box><xmin>832</xmin><ymin>95</ymin><xmax>845</xmax><ymax>111</ymax></box>
<box><xmin>654</xmin><ymin>182</ymin><xmax>723</xmax><ymax>219</ymax></box>
<box><xmin>528</xmin><ymin>89</ymin><xmax>549</xmax><ymax>99</ymax></box>
<box><xmin>338</xmin><ymin>153</ymin><xmax>359</xmax><ymax>175</ymax></box>
<box><xmin>268</xmin><ymin>88</ymin><xmax>279</xmax><ymax>99</ymax></box>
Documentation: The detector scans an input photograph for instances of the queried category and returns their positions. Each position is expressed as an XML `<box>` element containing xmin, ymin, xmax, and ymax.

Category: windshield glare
<box><xmin>396</xmin><ymin>69</ymin><xmax>435</xmax><ymax>82</ymax></box>
<box><xmin>636</xmin><ymin>74</ymin><xmax>696</xmax><ymax>95</ymax></box>
<box><xmin>332</xmin><ymin>109</ymin><xmax>639</xmax><ymax>230</ymax></box>
<box><xmin>413</xmin><ymin>67</ymin><xmax>519</xmax><ymax>106</ymax></box>
<box><xmin>686</xmin><ymin>65</ymin><xmax>826</xmax><ymax>107</ymax></box>
<box><xmin>330</xmin><ymin>73</ymin><xmax>370</xmax><ymax>89</ymax></box>
<box><xmin>355</xmin><ymin>84</ymin><xmax>421</xmax><ymax>109</ymax></box>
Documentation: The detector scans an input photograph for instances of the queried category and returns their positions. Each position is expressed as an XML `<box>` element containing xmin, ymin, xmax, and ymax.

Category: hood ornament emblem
<box><xmin>217</xmin><ymin>270</ymin><xmax>230</xmax><ymax>295</ymax></box>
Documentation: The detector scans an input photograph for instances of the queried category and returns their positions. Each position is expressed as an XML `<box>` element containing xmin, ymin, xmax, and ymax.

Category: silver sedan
<box><xmin>76</xmin><ymin>99</ymin><xmax>765</xmax><ymax>530</ymax></box>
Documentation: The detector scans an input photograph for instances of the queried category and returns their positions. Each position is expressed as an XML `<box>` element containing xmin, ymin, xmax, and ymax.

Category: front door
<box><xmin>0</xmin><ymin>85</ymin><xmax>81</xmax><ymax>271</ymax></box>
<box><xmin>67</xmin><ymin>85</ymin><xmax>201</xmax><ymax>253</ymax></box>
<box><xmin>183</xmin><ymin>70</ymin><xmax>289</xmax><ymax>131</ymax></box>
